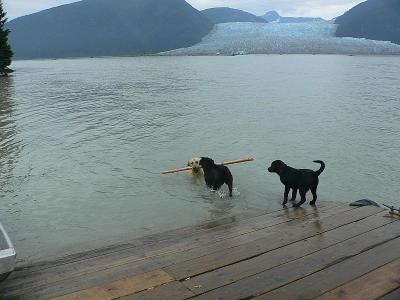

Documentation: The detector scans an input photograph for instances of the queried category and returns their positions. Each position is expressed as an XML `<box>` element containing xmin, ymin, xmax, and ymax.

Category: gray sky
<box><xmin>3</xmin><ymin>0</ymin><xmax>364</xmax><ymax>21</ymax></box>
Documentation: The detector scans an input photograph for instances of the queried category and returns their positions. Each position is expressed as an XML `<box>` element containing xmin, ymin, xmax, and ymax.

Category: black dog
<box><xmin>268</xmin><ymin>160</ymin><xmax>325</xmax><ymax>207</ymax></box>
<box><xmin>199</xmin><ymin>157</ymin><xmax>233</xmax><ymax>197</ymax></box>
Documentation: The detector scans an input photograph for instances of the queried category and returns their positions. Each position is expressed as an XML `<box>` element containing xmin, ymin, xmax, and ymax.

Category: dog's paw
<box><xmin>309</xmin><ymin>201</ymin><xmax>316</xmax><ymax>206</ymax></box>
<box><xmin>292</xmin><ymin>203</ymin><xmax>301</xmax><ymax>208</ymax></box>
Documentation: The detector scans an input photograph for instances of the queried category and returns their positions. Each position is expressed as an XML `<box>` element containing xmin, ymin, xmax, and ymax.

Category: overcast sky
<box><xmin>3</xmin><ymin>0</ymin><xmax>364</xmax><ymax>21</ymax></box>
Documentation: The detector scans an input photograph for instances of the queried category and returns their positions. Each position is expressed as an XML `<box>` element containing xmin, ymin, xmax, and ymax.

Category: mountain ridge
<box><xmin>6</xmin><ymin>0</ymin><xmax>213</xmax><ymax>59</ymax></box>
<box><xmin>335</xmin><ymin>0</ymin><xmax>400</xmax><ymax>45</ymax></box>
<box><xmin>262</xmin><ymin>10</ymin><xmax>325</xmax><ymax>23</ymax></box>
<box><xmin>202</xmin><ymin>7</ymin><xmax>267</xmax><ymax>24</ymax></box>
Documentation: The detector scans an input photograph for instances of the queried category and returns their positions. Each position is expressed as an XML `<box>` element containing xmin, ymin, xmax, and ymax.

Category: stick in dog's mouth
<box><xmin>192</xmin><ymin>167</ymin><xmax>201</xmax><ymax>173</ymax></box>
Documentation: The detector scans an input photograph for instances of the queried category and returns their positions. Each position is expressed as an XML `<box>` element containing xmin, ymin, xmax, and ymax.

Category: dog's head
<box><xmin>187</xmin><ymin>157</ymin><xmax>202</xmax><ymax>173</ymax></box>
<box><xmin>268</xmin><ymin>160</ymin><xmax>287</xmax><ymax>175</ymax></box>
<box><xmin>199</xmin><ymin>157</ymin><xmax>216</xmax><ymax>169</ymax></box>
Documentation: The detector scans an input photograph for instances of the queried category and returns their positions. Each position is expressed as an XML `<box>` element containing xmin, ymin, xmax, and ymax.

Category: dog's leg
<box><xmin>283</xmin><ymin>186</ymin><xmax>290</xmax><ymax>206</ymax></box>
<box><xmin>227</xmin><ymin>181</ymin><xmax>233</xmax><ymax>197</ymax></box>
<box><xmin>212</xmin><ymin>182</ymin><xmax>219</xmax><ymax>192</ymax></box>
<box><xmin>293</xmin><ymin>188</ymin><xmax>307</xmax><ymax>207</ymax></box>
<box><xmin>310</xmin><ymin>186</ymin><xmax>317</xmax><ymax>206</ymax></box>
<box><xmin>225</xmin><ymin>172</ymin><xmax>233</xmax><ymax>197</ymax></box>
<box><xmin>291</xmin><ymin>189</ymin><xmax>297</xmax><ymax>201</ymax></box>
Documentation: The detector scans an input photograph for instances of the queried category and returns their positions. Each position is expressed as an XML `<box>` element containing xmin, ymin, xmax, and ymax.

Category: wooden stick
<box><xmin>161</xmin><ymin>157</ymin><xmax>255</xmax><ymax>174</ymax></box>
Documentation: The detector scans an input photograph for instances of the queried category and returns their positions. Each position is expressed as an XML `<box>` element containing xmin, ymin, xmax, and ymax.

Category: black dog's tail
<box><xmin>313</xmin><ymin>160</ymin><xmax>325</xmax><ymax>176</ymax></box>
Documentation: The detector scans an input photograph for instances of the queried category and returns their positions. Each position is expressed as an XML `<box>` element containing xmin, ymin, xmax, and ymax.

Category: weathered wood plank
<box><xmin>1</xmin><ymin>203</ymin><xmax>390</xmax><ymax>300</ymax></box>
<box><xmin>183</xmin><ymin>211</ymin><xmax>393</xmax><ymax>294</ymax></box>
<box><xmin>2</xmin><ymin>257</ymin><xmax>168</xmax><ymax>299</ymax></box>
<box><xmin>7</xmin><ymin>204</ymin><xmax>329</xmax><ymax>283</ymax></box>
<box><xmin>53</xmin><ymin>270</ymin><xmax>173</xmax><ymax>300</ymax></box>
<box><xmin>379</xmin><ymin>288</ymin><xmax>400</xmax><ymax>300</ymax></box>
<box><xmin>1</xmin><ymin>207</ymin><xmax>285</xmax><ymax>292</ymax></box>
<box><xmin>2</xmin><ymin>203</ymin><xmax>345</xmax><ymax>295</ymax></box>
<box><xmin>165</xmin><ymin>206</ymin><xmax>383</xmax><ymax>280</ymax></box>
<box><xmin>315</xmin><ymin>258</ymin><xmax>400</xmax><ymax>300</ymax></box>
<box><xmin>254</xmin><ymin>234</ymin><xmax>400</xmax><ymax>300</ymax></box>
<box><xmin>188</xmin><ymin>221</ymin><xmax>400</xmax><ymax>300</ymax></box>
<box><xmin>12</xmin><ymin>207</ymin><xmax>273</xmax><ymax>274</ymax></box>
<box><xmin>164</xmin><ymin>202</ymin><xmax>353</xmax><ymax>265</ymax></box>
<box><xmin>119</xmin><ymin>281</ymin><xmax>195</xmax><ymax>300</ymax></box>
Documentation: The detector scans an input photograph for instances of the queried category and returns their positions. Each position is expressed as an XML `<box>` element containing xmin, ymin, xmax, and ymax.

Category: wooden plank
<box><xmin>13</xmin><ymin>206</ymin><xmax>274</xmax><ymax>273</ymax></box>
<box><xmin>0</xmin><ymin>207</ymin><xmax>282</xmax><ymax>292</ymax></box>
<box><xmin>7</xmin><ymin>204</ymin><xmax>302</xmax><ymax>281</ymax></box>
<box><xmin>315</xmin><ymin>258</ymin><xmax>400</xmax><ymax>300</ymax></box>
<box><xmin>183</xmin><ymin>211</ymin><xmax>393</xmax><ymax>295</ymax></box>
<box><xmin>3</xmin><ymin>202</ymin><xmax>345</xmax><ymax>295</ymax></box>
<box><xmin>188</xmin><ymin>221</ymin><xmax>400</xmax><ymax>300</ymax></box>
<box><xmin>1</xmin><ymin>203</ymin><xmax>355</xmax><ymax>300</ymax></box>
<box><xmin>2</xmin><ymin>257</ymin><xmax>168</xmax><ymax>299</ymax></box>
<box><xmin>164</xmin><ymin>206</ymin><xmax>383</xmax><ymax>280</ymax></box>
<box><xmin>5</xmin><ymin>205</ymin><xmax>344</xmax><ymax>299</ymax></box>
<box><xmin>253</xmin><ymin>234</ymin><xmax>400</xmax><ymax>300</ymax></box>
<box><xmin>163</xmin><ymin>202</ymin><xmax>352</xmax><ymax>265</ymax></box>
<box><xmin>54</xmin><ymin>289</ymin><xmax>110</xmax><ymax>300</ymax></box>
<box><xmin>53</xmin><ymin>270</ymin><xmax>173</xmax><ymax>300</ymax></box>
<box><xmin>119</xmin><ymin>281</ymin><xmax>195</xmax><ymax>300</ymax></box>
<box><xmin>380</xmin><ymin>288</ymin><xmax>400</xmax><ymax>300</ymax></box>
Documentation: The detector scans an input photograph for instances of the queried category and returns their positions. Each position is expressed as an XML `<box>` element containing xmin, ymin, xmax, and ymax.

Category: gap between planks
<box><xmin>2</xmin><ymin>202</ymin><xmax>347</xmax><ymax>294</ymax></box>
<box><xmin>48</xmin><ymin>209</ymin><xmax>386</xmax><ymax>296</ymax></box>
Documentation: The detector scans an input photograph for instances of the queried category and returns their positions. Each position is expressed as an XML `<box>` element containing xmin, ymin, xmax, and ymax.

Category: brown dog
<box><xmin>187</xmin><ymin>157</ymin><xmax>203</xmax><ymax>176</ymax></box>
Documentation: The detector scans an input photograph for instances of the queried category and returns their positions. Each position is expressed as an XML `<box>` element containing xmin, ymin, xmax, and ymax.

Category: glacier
<box><xmin>161</xmin><ymin>22</ymin><xmax>400</xmax><ymax>56</ymax></box>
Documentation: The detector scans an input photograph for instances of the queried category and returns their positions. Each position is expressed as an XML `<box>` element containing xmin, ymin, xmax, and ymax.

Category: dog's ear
<box><xmin>277</xmin><ymin>160</ymin><xmax>287</xmax><ymax>174</ymax></box>
<box><xmin>200</xmin><ymin>157</ymin><xmax>215</xmax><ymax>166</ymax></box>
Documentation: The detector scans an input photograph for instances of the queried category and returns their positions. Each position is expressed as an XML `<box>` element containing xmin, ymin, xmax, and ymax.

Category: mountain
<box><xmin>202</xmin><ymin>7</ymin><xmax>267</xmax><ymax>24</ymax></box>
<box><xmin>335</xmin><ymin>0</ymin><xmax>400</xmax><ymax>45</ymax></box>
<box><xmin>262</xmin><ymin>11</ymin><xmax>281</xmax><ymax>22</ymax></box>
<box><xmin>6</xmin><ymin>0</ymin><xmax>213</xmax><ymax>59</ymax></box>
<box><xmin>262</xmin><ymin>10</ymin><xmax>325</xmax><ymax>23</ymax></box>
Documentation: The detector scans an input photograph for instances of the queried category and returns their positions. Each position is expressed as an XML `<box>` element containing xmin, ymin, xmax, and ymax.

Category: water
<box><xmin>0</xmin><ymin>55</ymin><xmax>399</xmax><ymax>264</ymax></box>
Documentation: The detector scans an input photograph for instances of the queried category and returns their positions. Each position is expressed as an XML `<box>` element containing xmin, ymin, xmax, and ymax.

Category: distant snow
<box><xmin>161</xmin><ymin>22</ymin><xmax>400</xmax><ymax>56</ymax></box>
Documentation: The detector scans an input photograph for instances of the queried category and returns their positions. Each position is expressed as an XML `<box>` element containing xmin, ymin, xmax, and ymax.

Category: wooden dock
<box><xmin>1</xmin><ymin>201</ymin><xmax>399</xmax><ymax>299</ymax></box>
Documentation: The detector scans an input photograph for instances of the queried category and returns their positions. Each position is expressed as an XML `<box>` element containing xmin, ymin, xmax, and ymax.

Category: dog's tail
<box><xmin>313</xmin><ymin>160</ymin><xmax>325</xmax><ymax>176</ymax></box>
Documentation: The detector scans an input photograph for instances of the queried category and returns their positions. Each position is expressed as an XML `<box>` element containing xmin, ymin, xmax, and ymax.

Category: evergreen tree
<box><xmin>0</xmin><ymin>0</ymin><xmax>13</xmax><ymax>76</ymax></box>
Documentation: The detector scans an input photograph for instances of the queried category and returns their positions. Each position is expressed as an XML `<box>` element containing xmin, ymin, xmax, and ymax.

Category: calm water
<box><xmin>1</xmin><ymin>55</ymin><xmax>399</xmax><ymax>264</ymax></box>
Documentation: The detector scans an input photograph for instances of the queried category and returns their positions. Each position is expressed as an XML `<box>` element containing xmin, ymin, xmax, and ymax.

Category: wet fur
<box><xmin>199</xmin><ymin>157</ymin><xmax>233</xmax><ymax>197</ymax></box>
<box><xmin>268</xmin><ymin>160</ymin><xmax>325</xmax><ymax>207</ymax></box>
<box><xmin>187</xmin><ymin>157</ymin><xmax>203</xmax><ymax>176</ymax></box>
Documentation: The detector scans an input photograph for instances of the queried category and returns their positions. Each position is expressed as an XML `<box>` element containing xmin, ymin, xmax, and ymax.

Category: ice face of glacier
<box><xmin>161</xmin><ymin>22</ymin><xmax>400</xmax><ymax>55</ymax></box>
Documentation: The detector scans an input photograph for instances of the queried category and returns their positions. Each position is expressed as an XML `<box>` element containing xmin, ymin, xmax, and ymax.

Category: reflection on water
<box><xmin>200</xmin><ymin>216</ymin><xmax>237</xmax><ymax>230</ymax></box>
<box><xmin>282</xmin><ymin>205</ymin><xmax>322</xmax><ymax>232</ymax></box>
<box><xmin>0</xmin><ymin>77</ymin><xmax>21</xmax><ymax>197</ymax></box>
<box><xmin>1</xmin><ymin>55</ymin><xmax>400</xmax><ymax>264</ymax></box>
<box><xmin>283</xmin><ymin>206</ymin><xmax>307</xmax><ymax>220</ymax></box>
<box><xmin>311</xmin><ymin>207</ymin><xmax>322</xmax><ymax>232</ymax></box>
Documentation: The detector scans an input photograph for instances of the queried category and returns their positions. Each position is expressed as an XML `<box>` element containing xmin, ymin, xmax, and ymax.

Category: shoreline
<box><xmin>10</xmin><ymin>53</ymin><xmax>400</xmax><ymax>62</ymax></box>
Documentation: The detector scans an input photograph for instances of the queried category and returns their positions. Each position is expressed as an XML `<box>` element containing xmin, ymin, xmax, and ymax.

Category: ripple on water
<box><xmin>1</xmin><ymin>55</ymin><xmax>399</xmax><ymax>263</ymax></box>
